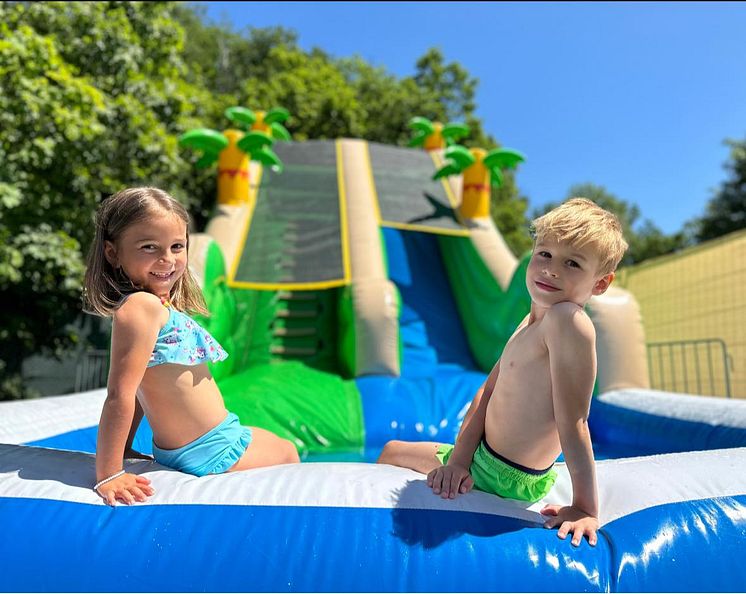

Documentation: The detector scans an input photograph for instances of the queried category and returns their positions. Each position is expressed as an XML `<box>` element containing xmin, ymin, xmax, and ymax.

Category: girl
<box><xmin>84</xmin><ymin>187</ymin><xmax>299</xmax><ymax>506</ymax></box>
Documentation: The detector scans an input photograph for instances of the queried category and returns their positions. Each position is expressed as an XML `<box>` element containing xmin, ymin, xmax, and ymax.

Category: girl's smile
<box><xmin>104</xmin><ymin>210</ymin><xmax>188</xmax><ymax>300</ymax></box>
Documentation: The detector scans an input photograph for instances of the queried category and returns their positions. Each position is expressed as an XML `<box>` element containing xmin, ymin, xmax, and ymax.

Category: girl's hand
<box><xmin>96</xmin><ymin>473</ymin><xmax>155</xmax><ymax>507</ymax></box>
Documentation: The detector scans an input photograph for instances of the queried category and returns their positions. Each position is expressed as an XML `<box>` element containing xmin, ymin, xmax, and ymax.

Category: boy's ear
<box><xmin>104</xmin><ymin>240</ymin><xmax>118</xmax><ymax>267</ymax></box>
<box><xmin>592</xmin><ymin>272</ymin><xmax>614</xmax><ymax>296</ymax></box>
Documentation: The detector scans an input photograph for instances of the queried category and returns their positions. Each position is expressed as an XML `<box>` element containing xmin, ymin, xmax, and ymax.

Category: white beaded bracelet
<box><xmin>93</xmin><ymin>470</ymin><xmax>126</xmax><ymax>493</ymax></box>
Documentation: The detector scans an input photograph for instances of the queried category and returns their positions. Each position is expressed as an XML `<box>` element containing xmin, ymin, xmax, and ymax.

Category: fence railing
<box><xmin>74</xmin><ymin>349</ymin><xmax>109</xmax><ymax>392</ymax></box>
<box><xmin>646</xmin><ymin>338</ymin><xmax>733</xmax><ymax>398</ymax></box>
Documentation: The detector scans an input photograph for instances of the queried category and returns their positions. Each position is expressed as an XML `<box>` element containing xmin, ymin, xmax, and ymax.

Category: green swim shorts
<box><xmin>436</xmin><ymin>437</ymin><xmax>557</xmax><ymax>503</ymax></box>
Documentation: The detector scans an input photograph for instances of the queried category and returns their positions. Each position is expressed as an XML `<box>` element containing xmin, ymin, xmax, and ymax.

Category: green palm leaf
<box><xmin>178</xmin><ymin>129</ymin><xmax>229</xmax><ymax>154</ymax></box>
<box><xmin>408</xmin><ymin>132</ymin><xmax>428</xmax><ymax>147</ymax></box>
<box><xmin>225</xmin><ymin>106</ymin><xmax>256</xmax><ymax>129</ymax></box>
<box><xmin>489</xmin><ymin>166</ymin><xmax>505</xmax><ymax>188</ymax></box>
<box><xmin>270</xmin><ymin>122</ymin><xmax>292</xmax><ymax>141</ymax></box>
<box><xmin>482</xmin><ymin>148</ymin><xmax>525</xmax><ymax>171</ymax></box>
<box><xmin>237</xmin><ymin>131</ymin><xmax>274</xmax><ymax>154</ymax></box>
<box><xmin>195</xmin><ymin>151</ymin><xmax>220</xmax><ymax>169</ymax></box>
<box><xmin>265</xmin><ymin>107</ymin><xmax>290</xmax><ymax>124</ymax></box>
<box><xmin>442</xmin><ymin>122</ymin><xmax>470</xmax><ymax>141</ymax></box>
<box><xmin>444</xmin><ymin>145</ymin><xmax>476</xmax><ymax>169</ymax></box>
<box><xmin>408</xmin><ymin>116</ymin><xmax>435</xmax><ymax>134</ymax></box>
<box><xmin>432</xmin><ymin>163</ymin><xmax>463</xmax><ymax>180</ymax></box>
<box><xmin>252</xmin><ymin>146</ymin><xmax>284</xmax><ymax>173</ymax></box>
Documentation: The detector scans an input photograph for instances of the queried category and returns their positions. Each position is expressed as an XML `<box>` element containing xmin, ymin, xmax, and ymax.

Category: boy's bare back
<box><xmin>485</xmin><ymin>301</ymin><xmax>597</xmax><ymax>472</ymax></box>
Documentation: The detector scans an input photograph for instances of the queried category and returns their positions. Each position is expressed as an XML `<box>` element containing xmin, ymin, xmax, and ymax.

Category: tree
<box><xmin>413</xmin><ymin>48</ymin><xmax>477</xmax><ymax>124</ymax></box>
<box><xmin>1</xmin><ymin>2</ymin><xmax>536</xmax><ymax>397</ymax></box>
<box><xmin>0</xmin><ymin>2</ymin><xmax>211</xmax><ymax>398</ymax></box>
<box><xmin>237</xmin><ymin>45</ymin><xmax>366</xmax><ymax>141</ymax></box>
<box><xmin>691</xmin><ymin>138</ymin><xmax>746</xmax><ymax>242</ymax></box>
<box><xmin>173</xmin><ymin>12</ymin><xmax>530</xmax><ymax>246</ymax></box>
<box><xmin>491</xmin><ymin>182</ymin><xmax>533</xmax><ymax>257</ymax></box>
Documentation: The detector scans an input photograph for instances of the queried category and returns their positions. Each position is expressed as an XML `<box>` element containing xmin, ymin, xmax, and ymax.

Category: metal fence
<box><xmin>646</xmin><ymin>339</ymin><xmax>733</xmax><ymax>398</ymax></box>
<box><xmin>74</xmin><ymin>349</ymin><xmax>109</xmax><ymax>392</ymax></box>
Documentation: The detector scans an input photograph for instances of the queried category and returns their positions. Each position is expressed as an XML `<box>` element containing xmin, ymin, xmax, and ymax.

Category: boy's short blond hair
<box><xmin>531</xmin><ymin>198</ymin><xmax>628</xmax><ymax>275</ymax></box>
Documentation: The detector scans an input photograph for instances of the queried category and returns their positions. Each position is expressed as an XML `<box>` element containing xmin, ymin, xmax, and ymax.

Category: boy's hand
<box><xmin>427</xmin><ymin>464</ymin><xmax>474</xmax><ymax>499</ymax></box>
<box><xmin>96</xmin><ymin>473</ymin><xmax>155</xmax><ymax>507</ymax></box>
<box><xmin>540</xmin><ymin>504</ymin><xmax>599</xmax><ymax>546</ymax></box>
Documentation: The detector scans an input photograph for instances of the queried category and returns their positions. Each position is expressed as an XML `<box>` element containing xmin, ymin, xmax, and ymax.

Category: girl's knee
<box><xmin>282</xmin><ymin>438</ymin><xmax>300</xmax><ymax>464</ymax></box>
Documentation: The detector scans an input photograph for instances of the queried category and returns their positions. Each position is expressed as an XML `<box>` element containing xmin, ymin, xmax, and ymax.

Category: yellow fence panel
<box><xmin>616</xmin><ymin>229</ymin><xmax>746</xmax><ymax>398</ymax></box>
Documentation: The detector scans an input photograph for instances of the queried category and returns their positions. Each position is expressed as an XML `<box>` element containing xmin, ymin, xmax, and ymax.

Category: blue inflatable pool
<box><xmin>1</xmin><ymin>387</ymin><xmax>746</xmax><ymax>592</ymax></box>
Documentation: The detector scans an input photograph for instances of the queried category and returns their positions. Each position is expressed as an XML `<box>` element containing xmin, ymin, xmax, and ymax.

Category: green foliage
<box><xmin>490</xmin><ymin>177</ymin><xmax>533</xmax><ymax>257</ymax></box>
<box><xmin>238</xmin><ymin>45</ymin><xmax>366</xmax><ymax>140</ymax></box>
<box><xmin>2</xmin><ymin>2</ymin><xmax>530</xmax><ymax>397</ymax></box>
<box><xmin>340</xmin><ymin>58</ymin><xmax>425</xmax><ymax>145</ymax></box>
<box><xmin>413</xmin><ymin>48</ymin><xmax>477</xmax><ymax>123</ymax></box>
<box><xmin>535</xmin><ymin>183</ymin><xmax>691</xmax><ymax>266</ymax></box>
<box><xmin>0</xmin><ymin>2</ymin><xmax>215</xmax><ymax>398</ymax></box>
<box><xmin>690</xmin><ymin>138</ymin><xmax>746</xmax><ymax>242</ymax></box>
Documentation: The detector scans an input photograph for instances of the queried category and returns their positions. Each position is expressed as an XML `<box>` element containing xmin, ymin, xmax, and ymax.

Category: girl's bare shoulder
<box><xmin>113</xmin><ymin>292</ymin><xmax>168</xmax><ymax>328</ymax></box>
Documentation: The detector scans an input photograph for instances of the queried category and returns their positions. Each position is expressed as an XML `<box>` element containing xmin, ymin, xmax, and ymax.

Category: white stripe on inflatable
<box><xmin>2</xmin><ymin>444</ymin><xmax>745</xmax><ymax>526</ymax></box>
<box><xmin>0</xmin><ymin>389</ymin><xmax>106</xmax><ymax>443</ymax></box>
<box><xmin>599</xmin><ymin>388</ymin><xmax>746</xmax><ymax>428</ymax></box>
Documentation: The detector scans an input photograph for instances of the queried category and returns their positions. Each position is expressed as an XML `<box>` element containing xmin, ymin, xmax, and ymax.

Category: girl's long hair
<box><xmin>83</xmin><ymin>187</ymin><xmax>208</xmax><ymax>317</ymax></box>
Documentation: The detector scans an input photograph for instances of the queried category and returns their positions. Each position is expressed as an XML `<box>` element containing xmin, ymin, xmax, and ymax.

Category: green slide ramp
<box><xmin>196</xmin><ymin>228</ymin><xmax>364</xmax><ymax>456</ymax></box>
<box><xmin>230</xmin><ymin>140</ymin><xmax>350</xmax><ymax>290</ymax></box>
<box><xmin>219</xmin><ymin>361</ymin><xmax>362</xmax><ymax>457</ymax></box>
<box><xmin>437</xmin><ymin>235</ymin><xmax>532</xmax><ymax>371</ymax></box>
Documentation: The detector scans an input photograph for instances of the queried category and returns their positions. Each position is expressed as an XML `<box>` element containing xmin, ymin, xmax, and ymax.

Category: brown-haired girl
<box><xmin>84</xmin><ymin>187</ymin><xmax>299</xmax><ymax>506</ymax></box>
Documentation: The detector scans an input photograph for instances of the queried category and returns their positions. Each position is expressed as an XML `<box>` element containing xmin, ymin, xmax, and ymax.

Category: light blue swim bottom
<box><xmin>152</xmin><ymin>412</ymin><xmax>253</xmax><ymax>477</ymax></box>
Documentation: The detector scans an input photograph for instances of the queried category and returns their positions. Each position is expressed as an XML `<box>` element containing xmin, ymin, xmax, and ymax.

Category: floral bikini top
<box><xmin>147</xmin><ymin>302</ymin><xmax>229</xmax><ymax>368</ymax></box>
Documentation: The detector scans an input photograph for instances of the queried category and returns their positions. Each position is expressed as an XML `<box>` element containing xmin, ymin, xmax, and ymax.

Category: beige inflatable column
<box><xmin>187</xmin><ymin>233</ymin><xmax>215</xmax><ymax>289</ymax></box>
<box><xmin>339</xmin><ymin>139</ymin><xmax>400</xmax><ymax>376</ymax></box>
<box><xmin>588</xmin><ymin>286</ymin><xmax>650</xmax><ymax>392</ymax></box>
<box><xmin>204</xmin><ymin>160</ymin><xmax>262</xmax><ymax>278</ymax></box>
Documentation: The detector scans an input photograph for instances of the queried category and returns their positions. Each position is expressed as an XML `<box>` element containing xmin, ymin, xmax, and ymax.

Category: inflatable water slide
<box><xmin>2</xmin><ymin>137</ymin><xmax>746</xmax><ymax>592</ymax></box>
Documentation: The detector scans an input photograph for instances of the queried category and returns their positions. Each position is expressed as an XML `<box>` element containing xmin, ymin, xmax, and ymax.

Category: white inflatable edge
<box><xmin>599</xmin><ymin>388</ymin><xmax>746</xmax><ymax>428</ymax></box>
<box><xmin>1</xmin><ymin>443</ymin><xmax>745</xmax><ymax>528</ymax></box>
<box><xmin>0</xmin><ymin>389</ymin><xmax>106</xmax><ymax>443</ymax></box>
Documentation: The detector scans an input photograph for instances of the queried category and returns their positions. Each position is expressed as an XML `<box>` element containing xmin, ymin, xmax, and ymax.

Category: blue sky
<box><xmin>198</xmin><ymin>1</ymin><xmax>746</xmax><ymax>234</ymax></box>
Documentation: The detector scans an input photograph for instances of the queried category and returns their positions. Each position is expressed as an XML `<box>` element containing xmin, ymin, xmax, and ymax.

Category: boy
<box><xmin>377</xmin><ymin>198</ymin><xmax>628</xmax><ymax>547</ymax></box>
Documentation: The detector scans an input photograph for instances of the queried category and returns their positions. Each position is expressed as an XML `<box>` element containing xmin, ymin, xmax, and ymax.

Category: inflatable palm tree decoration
<box><xmin>179</xmin><ymin>106</ymin><xmax>289</xmax><ymax>205</ymax></box>
<box><xmin>225</xmin><ymin>106</ymin><xmax>293</xmax><ymax>141</ymax></box>
<box><xmin>408</xmin><ymin>117</ymin><xmax>470</xmax><ymax>151</ymax></box>
<box><xmin>433</xmin><ymin>145</ymin><xmax>525</xmax><ymax>219</ymax></box>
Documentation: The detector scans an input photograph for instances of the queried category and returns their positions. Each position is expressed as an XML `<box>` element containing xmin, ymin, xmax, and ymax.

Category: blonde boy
<box><xmin>377</xmin><ymin>198</ymin><xmax>628</xmax><ymax>546</ymax></box>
